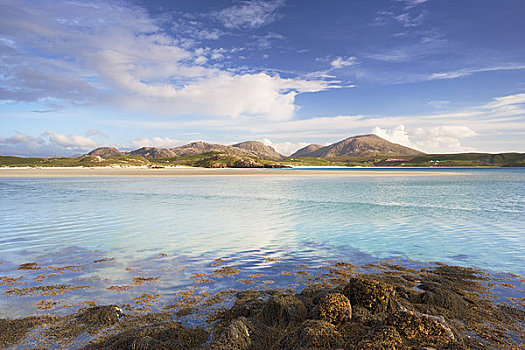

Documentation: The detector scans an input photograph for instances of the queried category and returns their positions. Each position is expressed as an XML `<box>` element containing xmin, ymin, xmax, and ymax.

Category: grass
<box><xmin>1</xmin><ymin>152</ymin><xmax>524</xmax><ymax>168</ymax></box>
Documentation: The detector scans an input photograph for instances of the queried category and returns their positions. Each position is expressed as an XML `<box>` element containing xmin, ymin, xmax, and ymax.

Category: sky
<box><xmin>1</xmin><ymin>0</ymin><xmax>524</xmax><ymax>156</ymax></box>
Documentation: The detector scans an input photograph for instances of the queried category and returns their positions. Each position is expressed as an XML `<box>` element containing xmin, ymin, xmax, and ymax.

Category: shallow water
<box><xmin>1</xmin><ymin>168</ymin><xmax>524</xmax><ymax>317</ymax></box>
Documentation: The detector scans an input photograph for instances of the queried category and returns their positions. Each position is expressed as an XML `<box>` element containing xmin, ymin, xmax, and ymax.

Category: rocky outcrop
<box><xmin>170</xmin><ymin>141</ymin><xmax>283</xmax><ymax>159</ymax></box>
<box><xmin>87</xmin><ymin>147</ymin><xmax>124</xmax><ymax>158</ymax></box>
<box><xmin>129</xmin><ymin>147</ymin><xmax>176</xmax><ymax>159</ymax></box>
<box><xmin>290</xmin><ymin>144</ymin><xmax>324</xmax><ymax>157</ymax></box>
<box><xmin>232</xmin><ymin>141</ymin><xmax>283</xmax><ymax>159</ymax></box>
<box><xmin>293</xmin><ymin>134</ymin><xmax>425</xmax><ymax>157</ymax></box>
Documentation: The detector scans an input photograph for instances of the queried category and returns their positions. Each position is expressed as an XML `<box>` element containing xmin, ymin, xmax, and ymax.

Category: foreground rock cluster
<box><xmin>1</xmin><ymin>264</ymin><xmax>524</xmax><ymax>349</ymax></box>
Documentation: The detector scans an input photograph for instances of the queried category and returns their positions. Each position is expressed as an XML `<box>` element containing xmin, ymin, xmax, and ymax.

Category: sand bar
<box><xmin>0</xmin><ymin>167</ymin><xmax>461</xmax><ymax>177</ymax></box>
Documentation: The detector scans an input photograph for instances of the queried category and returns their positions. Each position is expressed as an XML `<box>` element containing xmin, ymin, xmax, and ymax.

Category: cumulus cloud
<box><xmin>372</xmin><ymin>125</ymin><xmax>478</xmax><ymax>153</ymax></box>
<box><xmin>0</xmin><ymin>0</ymin><xmax>334</xmax><ymax>121</ymax></box>
<box><xmin>42</xmin><ymin>131</ymin><xmax>97</xmax><ymax>149</ymax></box>
<box><xmin>130</xmin><ymin>137</ymin><xmax>184</xmax><ymax>149</ymax></box>
<box><xmin>0</xmin><ymin>131</ymin><xmax>97</xmax><ymax>156</ymax></box>
<box><xmin>260</xmin><ymin>138</ymin><xmax>309</xmax><ymax>156</ymax></box>
<box><xmin>331</xmin><ymin>56</ymin><xmax>358</xmax><ymax>69</ymax></box>
<box><xmin>214</xmin><ymin>0</ymin><xmax>285</xmax><ymax>29</ymax></box>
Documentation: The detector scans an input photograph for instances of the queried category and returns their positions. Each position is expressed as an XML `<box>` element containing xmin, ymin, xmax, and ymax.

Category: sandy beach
<box><xmin>0</xmin><ymin>167</ymin><xmax>460</xmax><ymax>177</ymax></box>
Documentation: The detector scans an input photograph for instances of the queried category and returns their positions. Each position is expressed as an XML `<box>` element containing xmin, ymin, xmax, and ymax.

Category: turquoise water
<box><xmin>0</xmin><ymin>168</ymin><xmax>524</xmax><ymax>317</ymax></box>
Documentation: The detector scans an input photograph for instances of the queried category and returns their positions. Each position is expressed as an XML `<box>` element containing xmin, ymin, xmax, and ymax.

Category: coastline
<box><xmin>1</xmin><ymin>259</ymin><xmax>523</xmax><ymax>349</ymax></box>
<box><xmin>0</xmin><ymin>166</ymin><xmax>462</xmax><ymax>177</ymax></box>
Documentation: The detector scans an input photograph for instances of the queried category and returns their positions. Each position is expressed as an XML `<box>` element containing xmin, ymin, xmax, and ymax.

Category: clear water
<box><xmin>0</xmin><ymin>168</ymin><xmax>524</xmax><ymax>317</ymax></box>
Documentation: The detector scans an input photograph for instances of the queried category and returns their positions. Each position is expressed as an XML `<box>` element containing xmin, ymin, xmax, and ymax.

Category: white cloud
<box><xmin>260</xmin><ymin>138</ymin><xmax>309</xmax><ymax>156</ymax></box>
<box><xmin>395</xmin><ymin>0</ymin><xmax>427</xmax><ymax>6</ymax></box>
<box><xmin>429</xmin><ymin>65</ymin><xmax>525</xmax><ymax>80</ymax></box>
<box><xmin>0</xmin><ymin>0</ymin><xmax>334</xmax><ymax>121</ymax></box>
<box><xmin>0</xmin><ymin>131</ymin><xmax>97</xmax><ymax>156</ymax></box>
<box><xmin>428</xmin><ymin>100</ymin><xmax>450</xmax><ymax>109</ymax></box>
<box><xmin>395</xmin><ymin>12</ymin><xmax>425</xmax><ymax>27</ymax></box>
<box><xmin>43</xmin><ymin>130</ymin><xmax>97</xmax><ymax>149</ymax></box>
<box><xmin>331</xmin><ymin>56</ymin><xmax>358</xmax><ymax>69</ymax></box>
<box><xmin>372</xmin><ymin>125</ymin><xmax>478</xmax><ymax>153</ymax></box>
<box><xmin>214</xmin><ymin>0</ymin><xmax>285</xmax><ymax>29</ymax></box>
<box><xmin>130</xmin><ymin>137</ymin><xmax>184</xmax><ymax>149</ymax></box>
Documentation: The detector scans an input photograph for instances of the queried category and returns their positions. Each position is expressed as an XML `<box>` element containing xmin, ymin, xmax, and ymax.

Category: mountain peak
<box><xmin>293</xmin><ymin>134</ymin><xmax>424</xmax><ymax>157</ymax></box>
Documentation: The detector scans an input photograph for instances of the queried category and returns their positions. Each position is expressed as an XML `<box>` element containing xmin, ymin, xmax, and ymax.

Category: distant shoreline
<box><xmin>0</xmin><ymin>166</ymin><xmax>462</xmax><ymax>177</ymax></box>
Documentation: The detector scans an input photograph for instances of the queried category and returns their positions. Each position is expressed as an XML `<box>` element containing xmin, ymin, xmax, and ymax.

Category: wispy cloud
<box><xmin>429</xmin><ymin>64</ymin><xmax>525</xmax><ymax>80</ymax></box>
<box><xmin>395</xmin><ymin>12</ymin><xmax>425</xmax><ymax>27</ymax></box>
<box><xmin>0</xmin><ymin>0</ymin><xmax>338</xmax><ymax>121</ymax></box>
<box><xmin>213</xmin><ymin>0</ymin><xmax>285</xmax><ymax>30</ymax></box>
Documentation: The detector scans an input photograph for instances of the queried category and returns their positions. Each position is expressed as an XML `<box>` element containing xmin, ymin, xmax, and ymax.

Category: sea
<box><xmin>1</xmin><ymin>167</ymin><xmax>524</xmax><ymax>318</ymax></box>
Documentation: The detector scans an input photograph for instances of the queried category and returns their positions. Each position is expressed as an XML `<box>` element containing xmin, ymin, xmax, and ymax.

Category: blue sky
<box><xmin>1</xmin><ymin>0</ymin><xmax>524</xmax><ymax>156</ymax></box>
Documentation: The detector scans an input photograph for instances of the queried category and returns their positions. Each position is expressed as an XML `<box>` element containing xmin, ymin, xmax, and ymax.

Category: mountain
<box><xmin>170</xmin><ymin>141</ymin><xmax>283</xmax><ymax>159</ymax></box>
<box><xmin>294</xmin><ymin>135</ymin><xmax>424</xmax><ymax>157</ymax></box>
<box><xmin>170</xmin><ymin>141</ymin><xmax>234</xmax><ymax>156</ymax></box>
<box><xmin>129</xmin><ymin>147</ymin><xmax>176</xmax><ymax>159</ymax></box>
<box><xmin>290</xmin><ymin>144</ymin><xmax>324</xmax><ymax>158</ymax></box>
<box><xmin>88</xmin><ymin>147</ymin><xmax>124</xmax><ymax>158</ymax></box>
<box><xmin>232</xmin><ymin>141</ymin><xmax>283</xmax><ymax>159</ymax></box>
<box><xmin>85</xmin><ymin>135</ymin><xmax>420</xmax><ymax>161</ymax></box>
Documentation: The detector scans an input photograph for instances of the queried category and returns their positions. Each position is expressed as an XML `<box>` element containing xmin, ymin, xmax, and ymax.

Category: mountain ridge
<box><xmin>88</xmin><ymin>135</ymin><xmax>424</xmax><ymax>160</ymax></box>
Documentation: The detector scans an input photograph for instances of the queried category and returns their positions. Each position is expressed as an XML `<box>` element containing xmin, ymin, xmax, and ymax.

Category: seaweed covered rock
<box><xmin>419</xmin><ymin>288</ymin><xmax>469</xmax><ymax>313</ymax></box>
<box><xmin>343</xmin><ymin>277</ymin><xmax>395</xmax><ymax>313</ymax></box>
<box><xmin>357</xmin><ymin>325</ymin><xmax>403</xmax><ymax>350</ymax></box>
<box><xmin>386</xmin><ymin>310</ymin><xmax>455</xmax><ymax>348</ymax></box>
<box><xmin>0</xmin><ymin>316</ymin><xmax>54</xmax><ymax>348</ymax></box>
<box><xmin>228</xmin><ymin>293</ymin><xmax>266</xmax><ymax>319</ymax></box>
<box><xmin>280</xmin><ymin>320</ymin><xmax>343</xmax><ymax>349</ymax></box>
<box><xmin>259</xmin><ymin>295</ymin><xmax>307</xmax><ymax>328</ymax></box>
<box><xmin>208</xmin><ymin>317</ymin><xmax>252</xmax><ymax>350</ymax></box>
<box><xmin>76</xmin><ymin>305</ymin><xmax>124</xmax><ymax>326</ymax></box>
<box><xmin>84</xmin><ymin>322</ymin><xmax>208</xmax><ymax>350</ymax></box>
<box><xmin>315</xmin><ymin>292</ymin><xmax>352</xmax><ymax>325</ymax></box>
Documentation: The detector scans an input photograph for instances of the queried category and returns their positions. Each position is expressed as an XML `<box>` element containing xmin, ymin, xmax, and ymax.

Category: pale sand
<box><xmin>0</xmin><ymin>167</ymin><xmax>461</xmax><ymax>177</ymax></box>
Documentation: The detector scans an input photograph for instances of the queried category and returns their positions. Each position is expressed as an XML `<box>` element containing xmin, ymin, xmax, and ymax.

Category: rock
<box><xmin>229</xmin><ymin>297</ymin><xmax>266</xmax><ymax>319</ymax></box>
<box><xmin>209</xmin><ymin>317</ymin><xmax>252</xmax><ymax>350</ymax></box>
<box><xmin>386</xmin><ymin>310</ymin><xmax>455</xmax><ymax>347</ymax></box>
<box><xmin>419</xmin><ymin>288</ymin><xmax>467</xmax><ymax>313</ymax></box>
<box><xmin>357</xmin><ymin>326</ymin><xmax>403</xmax><ymax>350</ymax></box>
<box><xmin>0</xmin><ymin>316</ymin><xmax>54</xmax><ymax>348</ymax></box>
<box><xmin>76</xmin><ymin>305</ymin><xmax>124</xmax><ymax>326</ymax></box>
<box><xmin>84</xmin><ymin>322</ymin><xmax>207</xmax><ymax>349</ymax></box>
<box><xmin>315</xmin><ymin>292</ymin><xmax>352</xmax><ymax>325</ymax></box>
<box><xmin>259</xmin><ymin>295</ymin><xmax>307</xmax><ymax>328</ymax></box>
<box><xmin>343</xmin><ymin>277</ymin><xmax>395</xmax><ymax>313</ymax></box>
<box><xmin>281</xmin><ymin>320</ymin><xmax>343</xmax><ymax>349</ymax></box>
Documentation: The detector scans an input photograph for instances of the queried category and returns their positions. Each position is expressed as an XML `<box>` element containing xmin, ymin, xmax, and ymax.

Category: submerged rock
<box><xmin>76</xmin><ymin>305</ymin><xmax>124</xmax><ymax>326</ymax></box>
<box><xmin>259</xmin><ymin>295</ymin><xmax>307</xmax><ymax>328</ymax></box>
<box><xmin>0</xmin><ymin>316</ymin><xmax>54</xmax><ymax>348</ymax></box>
